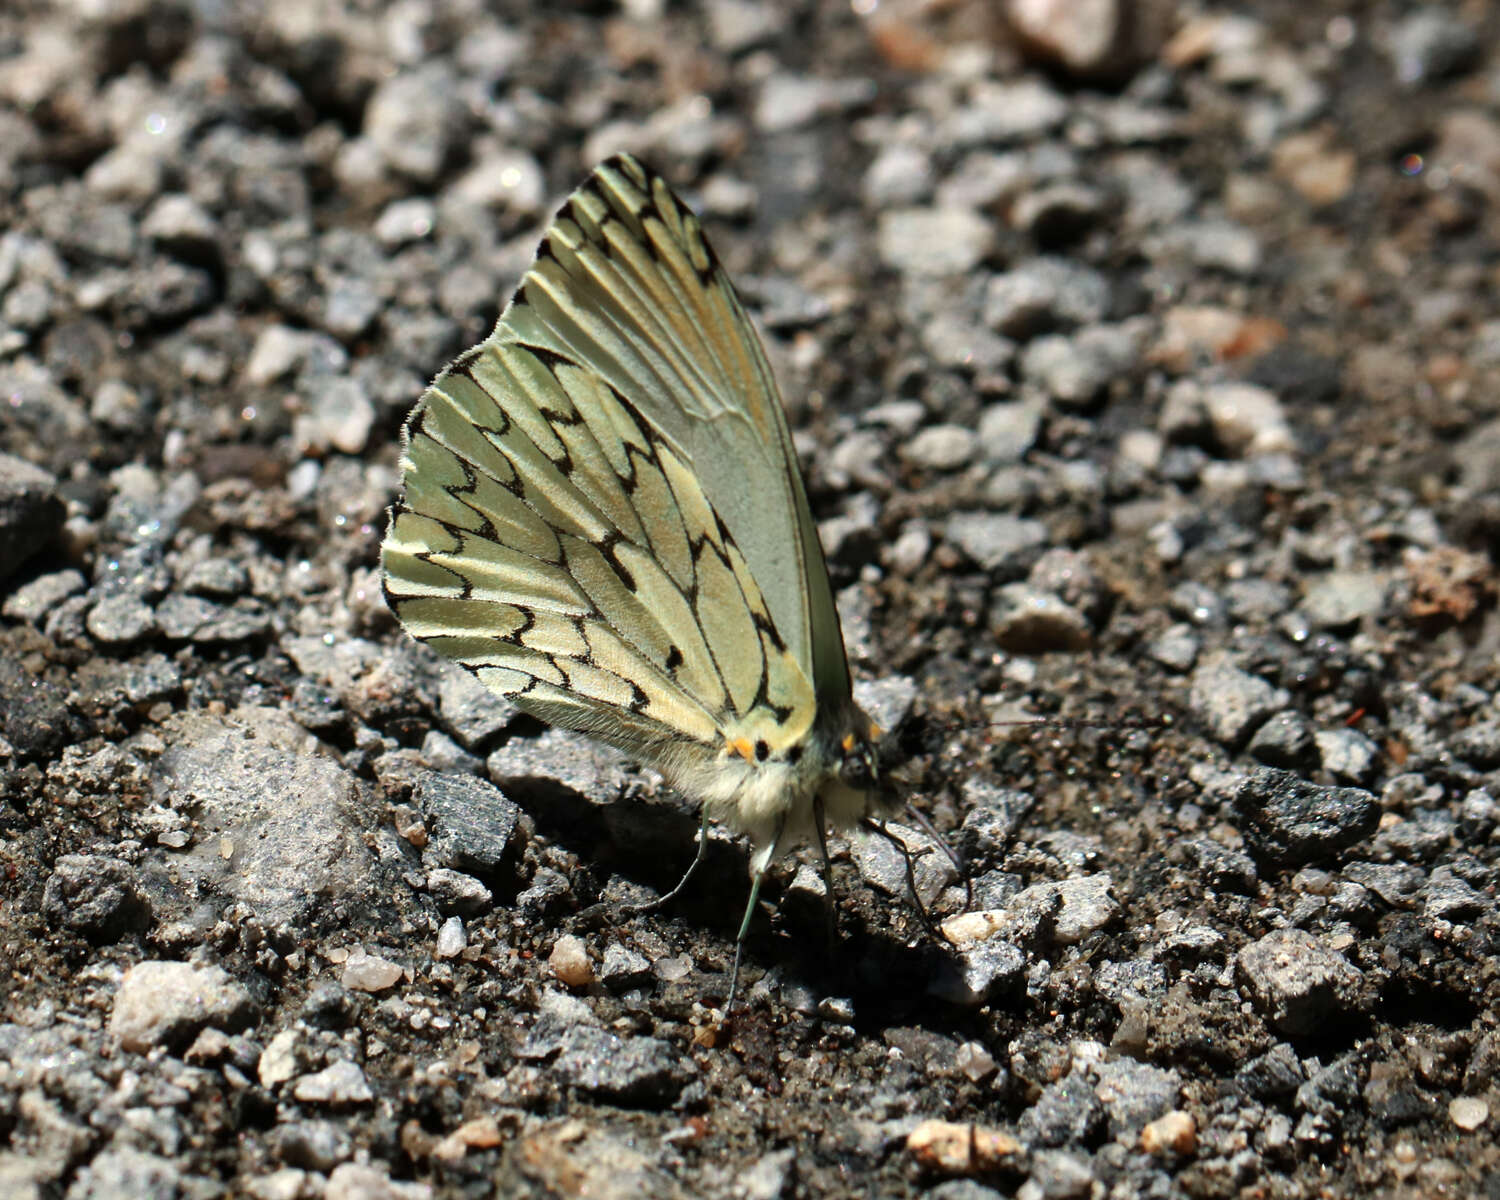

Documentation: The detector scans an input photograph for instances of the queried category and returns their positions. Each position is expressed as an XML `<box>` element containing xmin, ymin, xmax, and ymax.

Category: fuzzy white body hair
<box><xmin>653</xmin><ymin>728</ymin><xmax>892</xmax><ymax>873</ymax></box>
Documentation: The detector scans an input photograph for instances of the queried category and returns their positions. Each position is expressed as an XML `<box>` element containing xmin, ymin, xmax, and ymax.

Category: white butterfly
<box><xmin>381</xmin><ymin>155</ymin><xmax>907</xmax><ymax>1002</ymax></box>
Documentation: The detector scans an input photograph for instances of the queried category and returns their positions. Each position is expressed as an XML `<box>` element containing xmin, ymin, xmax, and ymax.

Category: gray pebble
<box><xmin>945</xmin><ymin>511</ymin><xmax>1049</xmax><ymax>574</ymax></box>
<box><xmin>943</xmin><ymin>78</ymin><xmax>1068</xmax><ymax>144</ymax></box>
<box><xmin>1420</xmin><ymin>870</ymin><xmax>1487</xmax><ymax>922</ymax></box>
<box><xmin>1300</xmin><ymin>571</ymin><xmax>1386</xmax><ymax>630</ymax></box>
<box><xmin>878</xmin><ymin>208</ymin><xmax>994</xmax><ymax>276</ymax></box>
<box><xmin>1146</xmin><ymin>623</ymin><xmax>1199</xmax><ymax>672</ymax></box>
<box><xmin>1177</xmin><ymin>837</ymin><xmax>1258</xmax><ymax>893</ymax></box>
<box><xmin>1313</xmin><ymin>728</ymin><xmax>1379</xmax><ymax>786</ymax></box>
<box><xmin>754</xmin><ymin>72</ymin><xmax>875</xmax><ymax>133</ymax></box>
<box><xmin>930</xmin><ymin>938</ymin><xmax>1025</xmax><ymax>1007</ymax></box>
<box><xmin>1019</xmin><ymin>1072</ymin><xmax>1104</xmax><ymax>1147</ymax></box>
<box><xmin>141</xmin><ymin>193</ymin><xmax>219</xmax><ymax>258</ymax></box>
<box><xmin>110</xmin><ymin>960</ymin><xmax>257</xmax><ymax>1053</ymax></box>
<box><xmin>425</xmin><ymin>867</ymin><xmax>493</xmax><ymax>917</ymax></box>
<box><xmin>2</xmin><ymin>566</ymin><xmax>86</xmax><ymax>622</ymax></box>
<box><xmin>851</xmin><ymin>820</ymin><xmax>959</xmax><ymax>909</ymax></box>
<box><xmin>862</xmin><ymin>143</ymin><xmax>934</xmax><ymax>208</ymax></box>
<box><xmin>1149</xmin><ymin>219</ymin><xmax>1263</xmax><ymax>276</ymax></box>
<box><xmin>271</xmin><ymin>1120</ymin><xmax>354</xmax><ymax>1172</ymax></box>
<box><xmin>1236</xmin><ymin>928</ymin><xmax>1365</xmax><ymax>1037</ymax></box>
<box><xmin>984</xmin><ymin>258</ymin><xmax>1110</xmax><ymax>337</ymax></box>
<box><xmin>150</xmin><ymin>707</ymin><xmax>377</xmax><ymax>927</ymax></box>
<box><xmin>1092</xmin><ymin>1057</ymin><xmax>1180</xmax><ymax>1137</ymax></box>
<box><xmin>65</xmin><ymin>1149</ymin><xmax>179</xmax><ymax>1200</ymax></box>
<box><xmin>364</xmin><ymin>66</ymin><xmax>466</xmax><ymax>183</ymax></box>
<box><xmin>598</xmin><ymin>942</ymin><xmax>653</xmax><ymax>991</ymax></box>
<box><xmin>411</xmin><ymin>769</ymin><xmax>525</xmax><ymax>879</ymax></box>
<box><xmin>1052</xmin><ymin>873</ymin><xmax>1117</xmax><ymax>944</ymax></box>
<box><xmin>293</xmin><ymin>1060</ymin><xmax>374</xmax><ymax>1105</ymax></box>
<box><xmin>373</xmin><ymin>198</ymin><xmax>437</xmax><ymax>248</ymax></box>
<box><xmin>903</xmin><ymin>424</ymin><xmax>977</xmax><ymax>470</ymax></box>
<box><xmin>437</xmin><ymin>666</ymin><xmax>519</xmax><ymax>750</ymax></box>
<box><xmin>989</xmin><ymin>583</ymin><xmax>1090</xmax><ymax>653</ymax></box>
<box><xmin>1450</xmin><ymin>719</ymin><xmax>1500</xmax><ymax>770</ymax></box>
<box><xmin>1386</xmin><ymin>10</ymin><xmax>1478</xmax><ymax>86</ymax></box>
<box><xmin>976</xmin><ymin>400</ymin><xmax>1043</xmax><ymax>463</ymax></box>
<box><xmin>922</xmin><ymin>313</ymin><xmax>1016</xmax><ymax>375</ymax></box>
<box><xmin>1189</xmin><ymin>658</ymin><xmax>1289</xmax><ymax>747</ymax></box>
<box><xmin>1019</xmin><ymin>334</ymin><xmax>1110</xmax><ymax>407</ymax></box>
<box><xmin>180</xmin><ymin>557</ymin><xmax>249</xmax><ymax>598</ymax></box>
<box><xmin>704</xmin><ymin>0</ymin><xmax>786</xmax><ymax>54</ymax></box>
<box><xmin>85</xmin><ymin>593</ymin><xmax>157</xmax><ymax>644</ymax></box>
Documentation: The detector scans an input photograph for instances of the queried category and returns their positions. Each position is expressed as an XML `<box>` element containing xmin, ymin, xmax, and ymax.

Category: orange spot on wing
<box><xmin>728</xmin><ymin>737</ymin><xmax>755</xmax><ymax>762</ymax></box>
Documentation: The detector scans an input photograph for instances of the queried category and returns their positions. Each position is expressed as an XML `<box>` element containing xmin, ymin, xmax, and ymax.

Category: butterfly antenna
<box><xmin>976</xmin><ymin>714</ymin><xmax>1171</xmax><ymax>735</ymax></box>
<box><xmin>623</xmin><ymin>810</ymin><xmax>711</xmax><ymax>915</ymax></box>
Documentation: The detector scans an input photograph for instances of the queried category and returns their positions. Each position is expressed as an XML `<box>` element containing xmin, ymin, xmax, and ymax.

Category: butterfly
<box><xmin>380</xmin><ymin>154</ymin><xmax>917</xmax><ymax>1006</ymax></box>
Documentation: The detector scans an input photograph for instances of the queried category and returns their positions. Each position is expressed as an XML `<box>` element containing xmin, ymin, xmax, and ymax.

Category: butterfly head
<box><xmin>829</xmin><ymin>709</ymin><xmax>903</xmax><ymax>823</ymax></box>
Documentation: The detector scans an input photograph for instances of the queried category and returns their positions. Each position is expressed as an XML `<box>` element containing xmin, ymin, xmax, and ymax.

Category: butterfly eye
<box><xmin>840</xmin><ymin>740</ymin><xmax>879</xmax><ymax>792</ymax></box>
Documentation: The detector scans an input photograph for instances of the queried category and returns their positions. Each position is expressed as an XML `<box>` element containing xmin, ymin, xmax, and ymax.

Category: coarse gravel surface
<box><xmin>2</xmin><ymin>1</ymin><xmax>1500</xmax><ymax>1198</ymax></box>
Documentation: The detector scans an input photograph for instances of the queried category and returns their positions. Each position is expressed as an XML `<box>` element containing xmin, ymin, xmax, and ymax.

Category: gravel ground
<box><xmin>2</xmin><ymin>1</ymin><xmax>1499</xmax><ymax>1197</ymax></box>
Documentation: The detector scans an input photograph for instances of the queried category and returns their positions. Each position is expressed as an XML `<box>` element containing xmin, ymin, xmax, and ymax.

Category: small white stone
<box><xmin>435</xmin><ymin>916</ymin><xmax>467</xmax><ymax>960</ymax></box>
<box><xmin>1450</xmin><ymin>1096</ymin><xmax>1489</xmax><ymax>1131</ymax></box>
<box><xmin>293</xmin><ymin>1060</ymin><xmax>373</xmax><ymax>1105</ymax></box>
<box><xmin>549</xmin><ymin>934</ymin><xmax>594</xmax><ymax>988</ymax></box>
<box><xmin>342</xmin><ymin>951</ymin><xmax>404</xmax><ymax>994</ymax></box>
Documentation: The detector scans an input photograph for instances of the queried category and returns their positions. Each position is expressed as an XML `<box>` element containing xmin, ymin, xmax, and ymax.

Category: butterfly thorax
<box><xmin>654</xmin><ymin>697</ymin><xmax>896</xmax><ymax>864</ymax></box>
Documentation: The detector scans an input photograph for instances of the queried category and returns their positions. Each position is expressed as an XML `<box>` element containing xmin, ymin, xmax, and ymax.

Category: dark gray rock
<box><xmin>271</xmin><ymin>1119</ymin><xmax>354</xmax><ymax>1171</ymax></box>
<box><xmin>1176</xmin><ymin>837</ymin><xmax>1258</xmax><ymax>893</ymax></box>
<box><xmin>410</xmin><ymin>768</ymin><xmax>526</xmax><ymax>881</ymax></box>
<box><xmin>1248</xmin><ymin>711</ymin><xmax>1320</xmax><ymax>771</ymax></box>
<box><xmin>958</xmin><ymin>782</ymin><xmax>1035</xmax><ymax>861</ymax></box>
<box><xmin>1020</xmin><ymin>1072</ymin><xmax>1105</xmax><ymax>1147</ymax></box>
<box><xmin>0</xmin><ymin>454</ymin><xmax>65</xmax><ymax>583</ymax></box>
<box><xmin>41</xmin><ymin>855</ymin><xmax>152</xmax><ymax>942</ymax></box>
<box><xmin>1233</xmin><ymin>769</ymin><xmax>1380</xmax><ymax>866</ymax></box>
<box><xmin>0</xmin><ymin>657</ymin><xmax>82</xmax><ymax>759</ymax></box>
<box><xmin>551</xmin><ymin>1025</ymin><xmax>691</xmax><ymax>1106</ymax></box>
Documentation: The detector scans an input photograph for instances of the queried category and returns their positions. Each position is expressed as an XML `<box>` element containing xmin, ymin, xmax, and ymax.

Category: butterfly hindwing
<box><xmin>382</xmin><ymin>301</ymin><xmax>819</xmax><ymax>765</ymax></box>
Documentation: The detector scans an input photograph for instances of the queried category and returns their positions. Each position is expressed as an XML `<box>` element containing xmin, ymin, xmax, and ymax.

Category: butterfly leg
<box><xmin>903</xmin><ymin>802</ymin><xmax>974</xmax><ymax>913</ymax></box>
<box><xmin>623</xmin><ymin>808</ymin><xmax>711</xmax><ymax>915</ymax></box>
<box><xmin>859</xmin><ymin>818</ymin><xmax>943</xmax><ymax>939</ymax></box>
<box><xmin>812</xmin><ymin>794</ymin><xmax>839</xmax><ymax>946</ymax></box>
<box><xmin>726</xmin><ymin>811</ymin><xmax>788</xmax><ymax>1012</ymax></box>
